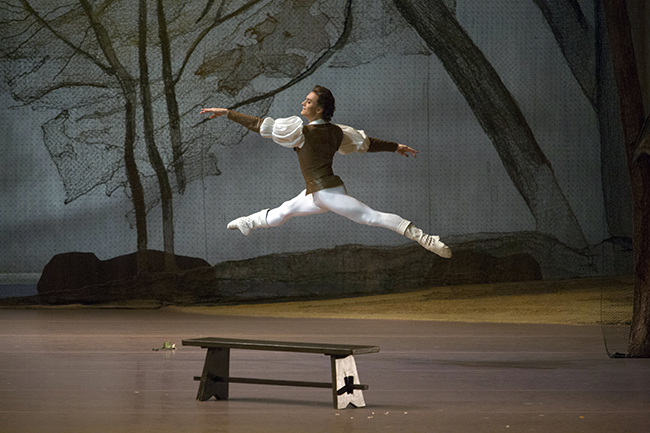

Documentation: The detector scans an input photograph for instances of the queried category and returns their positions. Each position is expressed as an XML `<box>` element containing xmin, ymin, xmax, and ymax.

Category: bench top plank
<box><xmin>182</xmin><ymin>337</ymin><xmax>380</xmax><ymax>356</ymax></box>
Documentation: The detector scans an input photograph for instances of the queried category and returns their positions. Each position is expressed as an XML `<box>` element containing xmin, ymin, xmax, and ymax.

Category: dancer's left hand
<box><xmin>396</xmin><ymin>144</ymin><xmax>418</xmax><ymax>158</ymax></box>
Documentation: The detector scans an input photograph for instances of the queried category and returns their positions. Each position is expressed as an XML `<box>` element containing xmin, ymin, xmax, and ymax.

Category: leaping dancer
<box><xmin>200</xmin><ymin>85</ymin><xmax>451</xmax><ymax>258</ymax></box>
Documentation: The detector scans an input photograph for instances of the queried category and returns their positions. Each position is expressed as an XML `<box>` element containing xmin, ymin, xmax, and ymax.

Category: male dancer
<box><xmin>200</xmin><ymin>85</ymin><xmax>451</xmax><ymax>258</ymax></box>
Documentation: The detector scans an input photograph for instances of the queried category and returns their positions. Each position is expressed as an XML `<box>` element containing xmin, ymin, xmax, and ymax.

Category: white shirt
<box><xmin>259</xmin><ymin>116</ymin><xmax>371</xmax><ymax>154</ymax></box>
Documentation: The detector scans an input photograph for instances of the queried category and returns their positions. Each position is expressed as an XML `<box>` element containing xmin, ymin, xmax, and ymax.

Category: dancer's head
<box><xmin>301</xmin><ymin>85</ymin><xmax>335</xmax><ymax>122</ymax></box>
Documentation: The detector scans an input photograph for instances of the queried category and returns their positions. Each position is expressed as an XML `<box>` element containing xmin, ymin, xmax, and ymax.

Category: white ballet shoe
<box><xmin>417</xmin><ymin>233</ymin><xmax>452</xmax><ymax>258</ymax></box>
<box><xmin>227</xmin><ymin>209</ymin><xmax>269</xmax><ymax>236</ymax></box>
<box><xmin>402</xmin><ymin>222</ymin><xmax>452</xmax><ymax>258</ymax></box>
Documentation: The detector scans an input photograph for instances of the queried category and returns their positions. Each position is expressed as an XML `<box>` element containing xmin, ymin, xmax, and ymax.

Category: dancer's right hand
<box><xmin>396</xmin><ymin>144</ymin><xmax>418</xmax><ymax>158</ymax></box>
<box><xmin>200</xmin><ymin>108</ymin><xmax>228</xmax><ymax>119</ymax></box>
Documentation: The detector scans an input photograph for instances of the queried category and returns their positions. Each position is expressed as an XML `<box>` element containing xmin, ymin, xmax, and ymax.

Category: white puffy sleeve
<box><xmin>259</xmin><ymin>116</ymin><xmax>305</xmax><ymax>148</ymax></box>
<box><xmin>335</xmin><ymin>124</ymin><xmax>371</xmax><ymax>155</ymax></box>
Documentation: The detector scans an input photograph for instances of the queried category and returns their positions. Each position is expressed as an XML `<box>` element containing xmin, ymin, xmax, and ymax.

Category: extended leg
<box><xmin>313</xmin><ymin>186</ymin><xmax>451</xmax><ymax>258</ymax></box>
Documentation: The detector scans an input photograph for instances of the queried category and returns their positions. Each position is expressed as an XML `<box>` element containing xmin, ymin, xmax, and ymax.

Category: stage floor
<box><xmin>1</xmin><ymin>307</ymin><xmax>649</xmax><ymax>433</ymax></box>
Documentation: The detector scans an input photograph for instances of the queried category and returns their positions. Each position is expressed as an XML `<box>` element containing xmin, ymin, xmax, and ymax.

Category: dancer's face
<box><xmin>301</xmin><ymin>92</ymin><xmax>323</xmax><ymax>122</ymax></box>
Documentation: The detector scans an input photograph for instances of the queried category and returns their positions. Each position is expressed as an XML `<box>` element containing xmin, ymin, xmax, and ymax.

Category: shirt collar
<box><xmin>309</xmin><ymin>118</ymin><xmax>328</xmax><ymax>125</ymax></box>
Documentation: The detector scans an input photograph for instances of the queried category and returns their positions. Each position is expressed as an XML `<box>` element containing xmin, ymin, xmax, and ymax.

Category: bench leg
<box><xmin>331</xmin><ymin>355</ymin><xmax>366</xmax><ymax>409</ymax></box>
<box><xmin>197</xmin><ymin>347</ymin><xmax>230</xmax><ymax>401</ymax></box>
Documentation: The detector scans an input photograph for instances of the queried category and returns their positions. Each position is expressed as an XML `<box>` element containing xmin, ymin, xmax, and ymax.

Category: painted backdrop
<box><xmin>0</xmin><ymin>0</ymin><xmax>634</xmax><ymax>302</ymax></box>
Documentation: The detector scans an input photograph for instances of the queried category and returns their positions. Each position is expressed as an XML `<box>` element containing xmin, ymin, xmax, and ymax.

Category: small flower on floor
<box><xmin>152</xmin><ymin>341</ymin><xmax>176</xmax><ymax>351</ymax></box>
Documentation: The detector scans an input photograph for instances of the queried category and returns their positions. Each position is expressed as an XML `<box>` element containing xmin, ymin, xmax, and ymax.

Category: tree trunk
<box><xmin>138</xmin><ymin>0</ymin><xmax>177</xmax><ymax>272</ymax></box>
<box><xmin>157</xmin><ymin>0</ymin><xmax>186</xmax><ymax>195</ymax></box>
<box><xmin>532</xmin><ymin>0</ymin><xmax>596</xmax><ymax>102</ymax></box>
<box><xmin>534</xmin><ymin>0</ymin><xmax>633</xmax><ymax>241</ymax></box>
<box><xmin>393</xmin><ymin>0</ymin><xmax>588</xmax><ymax>250</ymax></box>
<box><xmin>602</xmin><ymin>0</ymin><xmax>650</xmax><ymax>357</ymax></box>
<box><xmin>123</xmin><ymin>83</ymin><xmax>149</xmax><ymax>273</ymax></box>
<box><xmin>79</xmin><ymin>0</ymin><xmax>150</xmax><ymax>272</ymax></box>
<box><xmin>595</xmin><ymin>2</ymin><xmax>634</xmax><ymax>241</ymax></box>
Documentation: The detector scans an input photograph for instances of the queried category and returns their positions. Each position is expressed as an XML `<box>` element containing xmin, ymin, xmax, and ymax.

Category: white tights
<box><xmin>266</xmin><ymin>186</ymin><xmax>405</xmax><ymax>232</ymax></box>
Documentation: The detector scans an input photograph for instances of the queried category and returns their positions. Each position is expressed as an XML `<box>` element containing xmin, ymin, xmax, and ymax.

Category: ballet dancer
<box><xmin>200</xmin><ymin>85</ymin><xmax>451</xmax><ymax>258</ymax></box>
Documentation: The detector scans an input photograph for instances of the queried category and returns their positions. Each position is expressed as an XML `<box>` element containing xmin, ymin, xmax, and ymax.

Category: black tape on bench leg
<box><xmin>331</xmin><ymin>354</ymin><xmax>366</xmax><ymax>409</ymax></box>
<box><xmin>197</xmin><ymin>347</ymin><xmax>230</xmax><ymax>401</ymax></box>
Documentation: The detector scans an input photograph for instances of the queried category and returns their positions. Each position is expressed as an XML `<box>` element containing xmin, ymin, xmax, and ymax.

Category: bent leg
<box><xmin>266</xmin><ymin>189</ymin><xmax>327</xmax><ymax>227</ymax></box>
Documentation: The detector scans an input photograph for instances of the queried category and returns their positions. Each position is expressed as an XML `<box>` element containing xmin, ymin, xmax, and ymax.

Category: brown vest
<box><xmin>296</xmin><ymin>123</ymin><xmax>345</xmax><ymax>194</ymax></box>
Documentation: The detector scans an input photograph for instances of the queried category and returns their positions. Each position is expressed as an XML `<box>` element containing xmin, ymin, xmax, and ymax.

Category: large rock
<box><xmin>209</xmin><ymin>242</ymin><xmax>542</xmax><ymax>304</ymax></box>
<box><xmin>37</xmin><ymin>250</ymin><xmax>210</xmax><ymax>294</ymax></box>
<box><xmin>37</xmin><ymin>252</ymin><xmax>102</xmax><ymax>294</ymax></box>
<box><xmin>2</xmin><ymin>230</ymin><xmax>626</xmax><ymax>307</ymax></box>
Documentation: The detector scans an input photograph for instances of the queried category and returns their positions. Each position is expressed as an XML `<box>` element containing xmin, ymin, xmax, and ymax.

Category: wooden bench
<box><xmin>182</xmin><ymin>337</ymin><xmax>380</xmax><ymax>409</ymax></box>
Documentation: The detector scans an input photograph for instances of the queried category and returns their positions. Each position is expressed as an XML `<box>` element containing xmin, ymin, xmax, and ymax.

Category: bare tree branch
<box><xmin>230</xmin><ymin>0</ymin><xmax>352</xmax><ymax>110</ymax></box>
<box><xmin>173</xmin><ymin>0</ymin><xmax>264</xmax><ymax>86</ymax></box>
<box><xmin>0</xmin><ymin>7</ymin><xmax>29</xmax><ymax>25</ymax></box>
<box><xmin>1</xmin><ymin>22</ymin><xmax>41</xmax><ymax>58</ymax></box>
<box><xmin>77</xmin><ymin>0</ymin><xmax>131</xmax><ymax>81</ymax></box>
<box><xmin>0</xmin><ymin>0</ymin><xmax>25</xmax><ymax>13</ymax></box>
<box><xmin>196</xmin><ymin>0</ymin><xmax>220</xmax><ymax>24</ymax></box>
<box><xmin>190</xmin><ymin>0</ymin><xmax>353</xmax><ymax>127</ymax></box>
<box><xmin>16</xmin><ymin>81</ymin><xmax>115</xmax><ymax>104</ymax></box>
<box><xmin>18</xmin><ymin>0</ymin><xmax>112</xmax><ymax>74</ymax></box>
<box><xmin>94</xmin><ymin>0</ymin><xmax>118</xmax><ymax>18</ymax></box>
<box><xmin>53</xmin><ymin>26</ymin><xmax>90</xmax><ymax>80</ymax></box>
<box><xmin>532</xmin><ymin>0</ymin><xmax>596</xmax><ymax>104</ymax></box>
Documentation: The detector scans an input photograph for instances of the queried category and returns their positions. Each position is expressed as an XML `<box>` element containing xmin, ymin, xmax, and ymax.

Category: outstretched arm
<box><xmin>367</xmin><ymin>137</ymin><xmax>418</xmax><ymax>158</ymax></box>
<box><xmin>337</xmin><ymin>124</ymin><xmax>419</xmax><ymax>158</ymax></box>
<box><xmin>201</xmin><ymin>108</ymin><xmax>305</xmax><ymax>148</ymax></box>
<box><xmin>201</xmin><ymin>108</ymin><xmax>263</xmax><ymax>133</ymax></box>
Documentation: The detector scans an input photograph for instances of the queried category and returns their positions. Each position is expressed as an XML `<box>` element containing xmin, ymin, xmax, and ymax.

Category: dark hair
<box><xmin>312</xmin><ymin>85</ymin><xmax>335</xmax><ymax>121</ymax></box>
